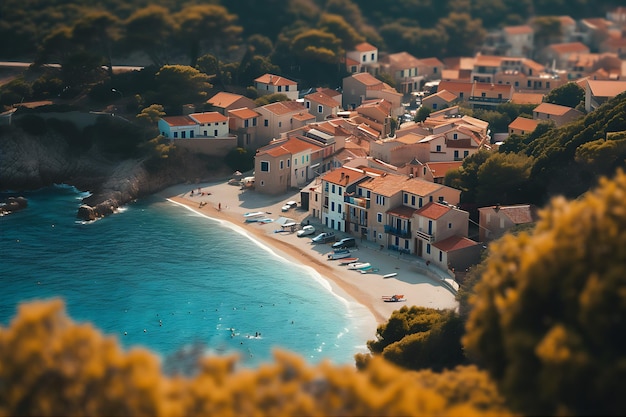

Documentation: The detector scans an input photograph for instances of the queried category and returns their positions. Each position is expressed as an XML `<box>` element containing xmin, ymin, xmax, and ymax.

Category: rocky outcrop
<box><xmin>0</xmin><ymin>124</ymin><xmax>231</xmax><ymax>220</ymax></box>
<box><xmin>0</xmin><ymin>196</ymin><xmax>28</xmax><ymax>216</ymax></box>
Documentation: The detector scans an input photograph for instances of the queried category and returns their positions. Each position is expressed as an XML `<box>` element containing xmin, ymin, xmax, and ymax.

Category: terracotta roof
<box><xmin>557</xmin><ymin>15</ymin><xmax>576</xmax><ymax>26</ymax></box>
<box><xmin>387</xmin><ymin>205</ymin><xmax>418</xmax><ymax>219</ymax></box>
<box><xmin>254</xmin><ymin>73</ymin><xmax>297</xmax><ymax>86</ymax></box>
<box><xmin>437</xmin><ymin>80</ymin><xmax>473</xmax><ymax>95</ymax></box>
<box><xmin>383</xmin><ymin>51</ymin><xmax>421</xmax><ymax>68</ymax></box>
<box><xmin>396</xmin><ymin>132</ymin><xmax>426</xmax><ymax>144</ymax></box>
<box><xmin>292</xmin><ymin>112</ymin><xmax>315</xmax><ymax>121</ymax></box>
<box><xmin>361</xmin><ymin>174</ymin><xmax>443</xmax><ymax>197</ymax></box>
<box><xmin>433</xmin><ymin>235</ymin><xmax>479</xmax><ymax>252</ymax></box>
<box><xmin>261</xmin><ymin>100</ymin><xmax>306</xmax><ymax>115</ymax></box>
<box><xmin>472</xmin><ymin>82</ymin><xmax>513</xmax><ymax>96</ymax></box>
<box><xmin>207</xmin><ymin>92</ymin><xmax>247</xmax><ymax>107</ymax></box>
<box><xmin>322</xmin><ymin>167</ymin><xmax>367</xmax><ymax>186</ymax></box>
<box><xmin>415</xmin><ymin>202</ymin><xmax>451</xmax><ymax>220</ymax></box>
<box><xmin>509</xmin><ymin>116</ymin><xmax>540</xmax><ymax>132</ymax></box>
<box><xmin>161</xmin><ymin>115</ymin><xmax>196</xmax><ymax>126</ymax></box>
<box><xmin>228</xmin><ymin>108</ymin><xmax>260</xmax><ymax>119</ymax></box>
<box><xmin>504</xmin><ymin>25</ymin><xmax>533</xmax><ymax>35</ymax></box>
<box><xmin>431</xmin><ymin>89</ymin><xmax>457</xmax><ymax>102</ymax></box>
<box><xmin>587</xmin><ymin>80</ymin><xmax>626</xmax><ymax>98</ymax></box>
<box><xmin>425</xmin><ymin>161</ymin><xmax>463</xmax><ymax>178</ymax></box>
<box><xmin>345</xmin><ymin>57</ymin><xmax>360</xmax><ymax>66</ymax></box>
<box><xmin>350</xmin><ymin>72</ymin><xmax>382</xmax><ymax>86</ymax></box>
<box><xmin>305</xmin><ymin>92</ymin><xmax>341</xmax><ymax>108</ymax></box>
<box><xmin>533</xmin><ymin>102</ymin><xmax>574</xmax><ymax>116</ymax></box>
<box><xmin>354</xmin><ymin>42</ymin><xmax>377</xmax><ymax>52</ymax></box>
<box><xmin>259</xmin><ymin>136</ymin><xmax>322</xmax><ymax>158</ymax></box>
<box><xmin>549</xmin><ymin>42</ymin><xmax>590</xmax><ymax>54</ymax></box>
<box><xmin>510</xmin><ymin>92</ymin><xmax>545</xmax><ymax>104</ymax></box>
<box><xmin>499</xmin><ymin>205</ymin><xmax>536</xmax><ymax>224</ymax></box>
<box><xmin>474</xmin><ymin>55</ymin><xmax>504</xmax><ymax>67</ymax></box>
<box><xmin>190</xmin><ymin>112</ymin><xmax>227</xmax><ymax>123</ymax></box>
<box><xmin>419</xmin><ymin>57</ymin><xmax>444</xmax><ymax>66</ymax></box>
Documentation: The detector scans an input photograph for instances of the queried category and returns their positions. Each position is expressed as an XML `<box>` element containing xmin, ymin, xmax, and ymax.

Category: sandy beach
<box><xmin>158</xmin><ymin>179</ymin><xmax>459</xmax><ymax>333</ymax></box>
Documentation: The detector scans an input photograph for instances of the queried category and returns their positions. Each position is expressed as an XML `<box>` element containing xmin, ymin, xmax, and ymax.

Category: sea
<box><xmin>0</xmin><ymin>184</ymin><xmax>373</xmax><ymax>370</ymax></box>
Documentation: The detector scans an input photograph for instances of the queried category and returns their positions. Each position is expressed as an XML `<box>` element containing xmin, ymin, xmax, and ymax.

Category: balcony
<box><xmin>346</xmin><ymin>215</ymin><xmax>368</xmax><ymax>227</ymax></box>
<box><xmin>384</xmin><ymin>225</ymin><xmax>412</xmax><ymax>239</ymax></box>
<box><xmin>344</xmin><ymin>195</ymin><xmax>370</xmax><ymax>209</ymax></box>
<box><xmin>416</xmin><ymin>229</ymin><xmax>435</xmax><ymax>242</ymax></box>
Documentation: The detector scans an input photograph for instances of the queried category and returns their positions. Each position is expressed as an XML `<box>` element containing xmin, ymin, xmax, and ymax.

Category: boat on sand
<box><xmin>327</xmin><ymin>251</ymin><xmax>352</xmax><ymax>260</ymax></box>
<box><xmin>347</xmin><ymin>262</ymin><xmax>371</xmax><ymax>270</ymax></box>
<box><xmin>339</xmin><ymin>257</ymin><xmax>359</xmax><ymax>265</ymax></box>
<box><xmin>381</xmin><ymin>294</ymin><xmax>406</xmax><ymax>302</ymax></box>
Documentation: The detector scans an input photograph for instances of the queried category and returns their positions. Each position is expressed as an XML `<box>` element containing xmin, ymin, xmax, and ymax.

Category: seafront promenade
<box><xmin>160</xmin><ymin>178</ymin><xmax>459</xmax><ymax>326</ymax></box>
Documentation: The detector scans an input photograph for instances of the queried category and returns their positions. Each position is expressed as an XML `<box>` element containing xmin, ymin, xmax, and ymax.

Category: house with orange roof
<box><xmin>353</xmin><ymin>99</ymin><xmax>393</xmax><ymax>138</ymax></box>
<box><xmin>432</xmin><ymin>235</ymin><xmax>482</xmax><ymax>273</ymax></box>
<box><xmin>541</xmin><ymin>42</ymin><xmax>590</xmax><ymax>68</ymax></box>
<box><xmin>421</xmin><ymin>89</ymin><xmax>457</xmax><ymax>110</ymax></box>
<box><xmin>207</xmin><ymin>92</ymin><xmax>256</xmax><ymax>115</ymax></box>
<box><xmin>509</xmin><ymin>116</ymin><xmax>540</xmax><ymax>136</ymax></box>
<box><xmin>600</xmin><ymin>35</ymin><xmax>626</xmax><ymax>59</ymax></box>
<box><xmin>357</xmin><ymin>172</ymin><xmax>461</xmax><ymax>245</ymax></box>
<box><xmin>254</xmin><ymin>134</ymin><xmax>330</xmax><ymax>195</ymax></box>
<box><xmin>158</xmin><ymin>112</ymin><xmax>229</xmax><ymax>139</ymax></box>
<box><xmin>320</xmin><ymin>166</ymin><xmax>371</xmax><ymax>231</ymax></box>
<box><xmin>379</xmin><ymin>52</ymin><xmax>424</xmax><ymax>94</ymax></box>
<box><xmin>342</xmin><ymin>72</ymin><xmax>403</xmax><ymax>115</ymax></box>
<box><xmin>254</xmin><ymin>100</ymin><xmax>312</xmax><ymax>146</ymax></box>
<box><xmin>303</xmin><ymin>91</ymin><xmax>343</xmax><ymax>122</ymax></box>
<box><xmin>254</xmin><ymin>73</ymin><xmax>299</xmax><ymax>100</ymax></box>
<box><xmin>227</xmin><ymin>107</ymin><xmax>260</xmax><ymax>149</ymax></box>
<box><xmin>469</xmin><ymin>82</ymin><xmax>514</xmax><ymax>109</ymax></box>
<box><xmin>533</xmin><ymin>102</ymin><xmax>583</xmax><ymax>127</ymax></box>
<box><xmin>418</xmin><ymin>57</ymin><xmax>444</xmax><ymax>81</ymax></box>
<box><xmin>582</xmin><ymin>79</ymin><xmax>626</xmax><ymax>112</ymax></box>
<box><xmin>579</xmin><ymin>18</ymin><xmax>614</xmax><ymax>50</ymax></box>
<box><xmin>406</xmin><ymin>159</ymin><xmax>463</xmax><ymax>184</ymax></box>
<box><xmin>478</xmin><ymin>204</ymin><xmax>539</xmax><ymax>241</ymax></box>
<box><xmin>437</xmin><ymin>80</ymin><xmax>473</xmax><ymax>101</ymax></box>
<box><xmin>345</xmin><ymin>42</ymin><xmax>379</xmax><ymax>74</ymax></box>
<box><xmin>502</xmin><ymin>25</ymin><xmax>534</xmax><ymax>57</ymax></box>
<box><xmin>565</xmin><ymin>52</ymin><xmax>623</xmax><ymax>81</ymax></box>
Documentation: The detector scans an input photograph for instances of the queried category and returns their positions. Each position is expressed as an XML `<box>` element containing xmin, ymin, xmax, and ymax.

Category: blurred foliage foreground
<box><xmin>5</xmin><ymin>170</ymin><xmax>626</xmax><ymax>416</ymax></box>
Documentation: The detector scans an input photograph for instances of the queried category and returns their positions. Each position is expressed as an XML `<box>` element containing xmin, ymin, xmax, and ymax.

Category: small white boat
<box><xmin>243</xmin><ymin>211</ymin><xmax>265</xmax><ymax>218</ymax></box>
<box><xmin>383</xmin><ymin>273</ymin><xmax>398</xmax><ymax>279</ymax></box>
<box><xmin>360</xmin><ymin>267</ymin><xmax>380</xmax><ymax>274</ymax></box>
<box><xmin>347</xmin><ymin>262</ymin><xmax>371</xmax><ymax>270</ymax></box>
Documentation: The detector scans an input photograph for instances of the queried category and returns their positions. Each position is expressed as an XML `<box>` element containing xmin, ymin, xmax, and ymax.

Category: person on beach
<box><xmin>218</xmin><ymin>203</ymin><xmax>221</xmax><ymax>211</ymax></box>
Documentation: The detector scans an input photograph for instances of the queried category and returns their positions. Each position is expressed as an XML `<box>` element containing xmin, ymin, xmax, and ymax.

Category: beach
<box><xmin>159</xmin><ymin>179</ymin><xmax>459</xmax><ymax>331</ymax></box>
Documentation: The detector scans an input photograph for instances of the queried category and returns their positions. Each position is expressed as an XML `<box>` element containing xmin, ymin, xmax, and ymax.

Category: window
<box><xmin>244</xmin><ymin>119</ymin><xmax>249</xmax><ymax>128</ymax></box>
<box><xmin>459</xmin><ymin>92</ymin><xmax>464</xmax><ymax>99</ymax></box>
<box><xmin>190</xmin><ymin>131</ymin><xmax>194</xmax><ymax>138</ymax></box>
<box><xmin>181</xmin><ymin>131</ymin><xmax>186</xmax><ymax>138</ymax></box>
<box><xmin>287</xmin><ymin>159</ymin><xmax>290</xmax><ymax>167</ymax></box>
<box><xmin>377</xmin><ymin>213</ymin><xmax>382</xmax><ymax>222</ymax></box>
<box><xmin>426</xmin><ymin>243</ymin><xmax>431</xmax><ymax>254</ymax></box>
<box><xmin>412</xmin><ymin>195</ymin><xmax>416</xmax><ymax>205</ymax></box>
<box><xmin>331</xmin><ymin>184</ymin><xmax>335</xmax><ymax>193</ymax></box>
<box><xmin>448</xmin><ymin>222</ymin><xmax>452</xmax><ymax>229</ymax></box>
<box><xmin>280</xmin><ymin>160</ymin><xmax>284</xmax><ymax>169</ymax></box>
<box><xmin>404</xmin><ymin>194</ymin><xmax>408</xmax><ymax>204</ymax></box>
<box><xmin>439</xmin><ymin>251</ymin><xmax>443</xmax><ymax>262</ymax></box>
<box><xmin>318</xmin><ymin>105</ymin><xmax>322</xmax><ymax>113</ymax></box>
<box><xmin>481</xmin><ymin>92</ymin><xmax>486</xmax><ymax>97</ymax></box>
<box><xmin>253</xmin><ymin>118</ymin><xmax>257</xmax><ymax>126</ymax></box>
<box><xmin>278</xmin><ymin>86</ymin><xmax>282</xmax><ymax>92</ymax></box>
<box><xmin>173</xmin><ymin>132</ymin><xmax>178</xmax><ymax>138</ymax></box>
<box><xmin>331</xmin><ymin>202</ymin><xmax>335</xmax><ymax>211</ymax></box>
<box><xmin>453</xmin><ymin>133</ymin><xmax>458</xmax><ymax>139</ymax></box>
<box><xmin>338</xmin><ymin>205</ymin><xmax>342</xmax><ymax>214</ymax></box>
<box><xmin>376</xmin><ymin>195</ymin><xmax>385</xmax><ymax>205</ymax></box>
<box><xmin>286</xmin><ymin>86</ymin><xmax>290</xmax><ymax>92</ymax></box>
<box><xmin>371</xmin><ymin>53</ymin><xmax>375</xmax><ymax>60</ymax></box>
<box><xmin>419</xmin><ymin>197</ymin><xmax>423</xmax><ymax>207</ymax></box>
<box><xmin>264</xmin><ymin>119</ymin><xmax>268</xmax><ymax>127</ymax></box>
<box><xmin>214</xmin><ymin>129</ymin><xmax>218</xmax><ymax>136</ymax></box>
<box><xmin>306</xmin><ymin>101</ymin><xmax>310</xmax><ymax>109</ymax></box>
<box><xmin>498</xmin><ymin>93</ymin><xmax>502</xmax><ymax>99</ymax></box>
<box><xmin>260</xmin><ymin>161</ymin><xmax>270</xmax><ymax>172</ymax></box>
<box><xmin>464</xmin><ymin>150</ymin><xmax>469</xmax><ymax>157</ymax></box>
<box><xmin>515</xmin><ymin>81</ymin><xmax>519</xmax><ymax>87</ymax></box>
<box><xmin>436</xmin><ymin>145</ymin><xmax>441</xmax><ymax>152</ymax></box>
<box><xmin>454</xmin><ymin>150</ymin><xmax>459</xmax><ymax>159</ymax></box>
<box><xmin>339</xmin><ymin>187</ymin><xmax>342</xmax><ymax>196</ymax></box>
<box><xmin>278</xmin><ymin>122</ymin><xmax>282</xmax><ymax>128</ymax></box>
<box><xmin>362</xmin><ymin>55</ymin><xmax>366</xmax><ymax>62</ymax></box>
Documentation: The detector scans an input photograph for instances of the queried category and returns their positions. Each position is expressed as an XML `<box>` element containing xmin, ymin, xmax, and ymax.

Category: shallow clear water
<box><xmin>0</xmin><ymin>185</ymin><xmax>371</xmax><ymax>368</ymax></box>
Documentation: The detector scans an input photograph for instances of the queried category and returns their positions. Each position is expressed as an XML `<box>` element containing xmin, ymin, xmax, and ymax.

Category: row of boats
<box><xmin>328</xmin><ymin>249</ymin><xmax>379</xmax><ymax>274</ymax></box>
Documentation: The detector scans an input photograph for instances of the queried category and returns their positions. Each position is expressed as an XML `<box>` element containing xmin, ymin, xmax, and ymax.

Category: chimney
<box><xmin>495</xmin><ymin>203</ymin><xmax>500</xmax><ymax>212</ymax></box>
<box><xmin>345</xmin><ymin>175</ymin><xmax>349</xmax><ymax>183</ymax></box>
<box><xmin>341</xmin><ymin>172</ymin><xmax>345</xmax><ymax>180</ymax></box>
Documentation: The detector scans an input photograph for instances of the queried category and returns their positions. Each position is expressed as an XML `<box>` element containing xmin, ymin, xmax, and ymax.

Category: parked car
<box><xmin>332</xmin><ymin>237</ymin><xmax>356</xmax><ymax>249</ymax></box>
<box><xmin>297</xmin><ymin>225</ymin><xmax>316</xmax><ymax>237</ymax></box>
<box><xmin>281</xmin><ymin>200</ymin><xmax>298</xmax><ymax>212</ymax></box>
<box><xmin>311</xmin><ymin>231</ymin><xmax>336</xmax><ymax>244</ymax></box>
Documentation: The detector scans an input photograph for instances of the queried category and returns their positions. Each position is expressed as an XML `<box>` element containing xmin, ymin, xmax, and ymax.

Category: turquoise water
<box><xmin>0</xmin><ymin>185</ymin><xmax>371</xmax><ymax>368</ymax></box>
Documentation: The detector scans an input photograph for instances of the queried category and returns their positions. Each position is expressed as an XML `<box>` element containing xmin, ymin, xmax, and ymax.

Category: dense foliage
<box><xmin>464</xmin><ymin>169</ymin><xmax>626</xmax><ymax>416</ymax></box>
<box><xmin>0</xmin><ymin>299</ymin><xmax>511</xmax><ymax>416</ymax></box>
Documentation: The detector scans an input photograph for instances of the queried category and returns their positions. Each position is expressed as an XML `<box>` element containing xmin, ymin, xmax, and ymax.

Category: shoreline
<box><xmin>158</xmin><ymin>180</ymin><xmax>459</xmax><ymax>331</ymax></box>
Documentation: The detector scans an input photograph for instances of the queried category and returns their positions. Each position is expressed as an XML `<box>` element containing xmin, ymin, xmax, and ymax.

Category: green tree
<box><xmin>575</xmin><ymin>132</ymin><xmax>626</xmax><ymax>178</ymax></box>
<box><xmin>436</xmin><ymin>12</ymin><xmax>486</xmax><ymax>58</ymax></box>
<box><xmin>72</xmin><ymin>11</ymin><xmax>122</xmax><ymax>79</ymax></box>
<box><xmin>123</xmin><ymin>6</ymin><xmax>175</xmax><ymax>67</ymax></box>
<box><xmin>532</xmin><ymin>16</ymin><xmax>563</xmax><ymax>51</ymax></box>
<box><xmin>154</xmin><ymin>65</ymin><xmax>213</xmax><ymax>112</ymax></box>
<box><xmin>136</xmin><ymin>104</ymin><xmax>165</xmax><ymax>127</ymax></box>
<box><xmin>544</xmin><ymin>82</ymin><xmax>585</xmax><ymax>109</ymax></box>
<box><xmin>463</xmin><ymin>169</ymin><xmax>626</xmax><ymax>416</ymax></box>
<box><xmin>254</xmin><ymin>93</ymin><xmax>290</xmax><ymax>106</ymax></box>
<box><xmin>360</xmin><ymin>306</ymin><xmax>466</xmax><ymax>372</ymax></box>
<box><xmin>475</xmin><ymin>152</ymin><xmax>534</xmax><ymax>205</ymax></box>
<box><xmin>174</xmin><ymin>4</ymin><xmax>242</xmax><ymax>66</ymax></box>
<box><xmin>318</xmin><ymin>13</ymin><xmax>364</xmax><ymax>50</ymax></box>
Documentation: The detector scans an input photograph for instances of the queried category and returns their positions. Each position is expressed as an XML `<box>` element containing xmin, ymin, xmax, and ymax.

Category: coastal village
<box><xmin>156</xmin><ymin>6</ymin><xmax>626</xmax><ymax>282</ymax></box>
